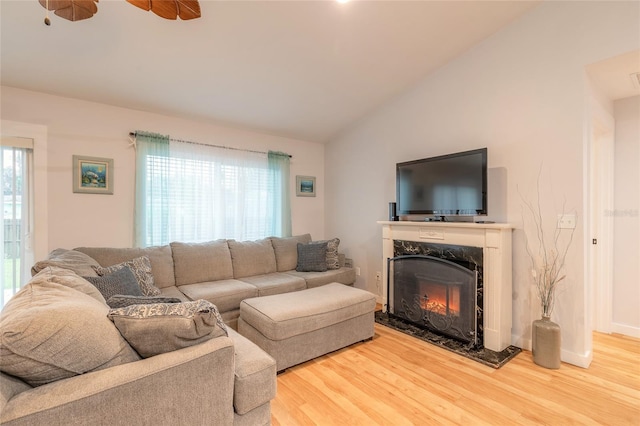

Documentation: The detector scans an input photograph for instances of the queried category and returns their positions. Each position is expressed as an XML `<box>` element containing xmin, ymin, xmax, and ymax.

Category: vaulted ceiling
<box><xmin>1</xmin><ymin>1</ymin><xmax>543</xmax><ymax>142</ymax></box>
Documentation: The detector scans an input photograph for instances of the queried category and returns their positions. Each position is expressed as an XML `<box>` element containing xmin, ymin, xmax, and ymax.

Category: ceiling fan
<box><xmin>39</xmin><ymin>0</ymin><xmax>201</xmax><ymax>25</ymax></box>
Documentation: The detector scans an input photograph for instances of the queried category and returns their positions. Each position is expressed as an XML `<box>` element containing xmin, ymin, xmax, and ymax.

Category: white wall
<box><xmin>0</xmin><ymin>86</ymin><xmax>326</xmax><ymax>250</ymax></box>
<box><xmin>612</xmin><ymin>95</ymin><xmax>640</xmax><ymax>337</ymax></box>
<box><xmin>325</xmin><ymin>1</ymin><xmax>639</xmax><ymax>366</ymax></box>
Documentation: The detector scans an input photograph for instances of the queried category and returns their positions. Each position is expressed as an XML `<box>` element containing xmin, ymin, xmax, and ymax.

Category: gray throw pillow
<box><xmin>106</xmin><ymin>295</ymin><xmax>182</xmax><ymax>309</ymax></box>
<box><xmin>296</xmin><ymin>241</ymin><xmax>328</xmax><ymax>272</ymax></box>
<box><xmin>94</xmin><ymin>256</ymin><xmax>161</xmax><ymax>296</ymax></box>
<box><xmin>84</xmin><ymin>266</ymin><xmax>143</xmax><ymax>301</ymax></box>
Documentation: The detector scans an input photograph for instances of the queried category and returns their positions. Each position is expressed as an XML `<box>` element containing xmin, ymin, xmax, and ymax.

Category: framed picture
<box><xmin>296</xmin><ymin>175</ymin><xmax>316</xmax><ymax>197</ymax></box>
<box><xmin>72</xmin><ymin>155</ymin><xmax>114</xmax><ymax>194</ymax></box>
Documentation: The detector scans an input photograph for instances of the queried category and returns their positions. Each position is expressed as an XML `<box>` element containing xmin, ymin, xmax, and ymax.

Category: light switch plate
<box><xmin>557</xmin><ymin>214</ymin><xmax>576</xmax><ymax>229</ymax></box>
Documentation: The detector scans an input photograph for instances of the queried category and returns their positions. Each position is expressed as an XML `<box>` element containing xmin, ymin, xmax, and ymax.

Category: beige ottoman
<box><xmin>238</xmin><ymin>283</ymin><xmax>376</xmax><ymax>371</ymax></box>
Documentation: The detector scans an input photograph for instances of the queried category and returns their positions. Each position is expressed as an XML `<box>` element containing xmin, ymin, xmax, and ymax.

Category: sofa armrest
<box><xmin>1</xmin><ymin>336</ymin><xmax>236</xmax><ymax>426</ymax></box>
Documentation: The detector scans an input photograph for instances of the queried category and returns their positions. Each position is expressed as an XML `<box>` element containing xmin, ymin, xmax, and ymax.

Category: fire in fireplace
<box><xmin>417</xmin><ymin>275</ymin><xmax>462</xmax><ymax>316</ymax></box>
<box><xmin>388</xmin><ymin>253</ymin><xmax>479</xmax><ymax>346</ymax></box>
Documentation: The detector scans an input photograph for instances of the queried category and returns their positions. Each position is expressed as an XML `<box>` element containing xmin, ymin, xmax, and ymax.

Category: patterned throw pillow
<box><xmin>95</xmin><ymin>256</ymin><xmax>161</xmax><ymax>296</ymax></box>
<box><xmin>105</xmin><ymin>295</ymin><xmax>182</xmax><ymax>309</ymax></box>
<box><xmin>296</xmin><ymin>241</ymin><xmax>328</xmax><ymax>272</ymax></box>
<box><xmin>108</xmin><ymin>300</ymin><xmax>228</xmax><ymax>358</ymax></box>
<box><xmin>323</xmin><ymin>238</ymin><xmax>340</xmax><ymax>270</ymax></box>
<box><xmin>83</xmin><ymin>266</ymin><xmax>143</xmax><ymax>301</ymax></box>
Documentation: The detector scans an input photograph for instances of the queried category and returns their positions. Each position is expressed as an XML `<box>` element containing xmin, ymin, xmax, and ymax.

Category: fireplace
<box><xmin>379</xmin><ymin>221</ymin><xmax>513</xmax><ymax>353</ymax></box>
<box><xmin>388</xmin><ymin>244</ymin><xmax>481</xmax><ymax>346</ymax></box>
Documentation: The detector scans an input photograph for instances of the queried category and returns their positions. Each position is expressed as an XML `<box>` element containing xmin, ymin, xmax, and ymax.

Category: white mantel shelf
<box><xmin>378</xmin><ymin>220</ymin><xmax>514</xmax><ymax>352</ymax></box>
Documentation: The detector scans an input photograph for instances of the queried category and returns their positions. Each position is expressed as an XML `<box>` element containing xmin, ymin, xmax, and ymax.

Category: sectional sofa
<box><xmin>0</xmin><ymin>234</ymin><xmax>356</xmax><ymax>425</ymax></box>
<box><xmin>75</xmin><ymin>234</ymin><xmax>356</xmax><ymax>329</ymax></box>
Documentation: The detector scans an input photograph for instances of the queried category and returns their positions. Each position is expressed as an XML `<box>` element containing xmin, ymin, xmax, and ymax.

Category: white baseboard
<box><xmin>561</xmin><ymin>348</ymin><xmax>592</xmax><ymax>369</ymax></box>
<box><xmin>512</xmin><ymin>333</ymin><xmax>532</xmax><ymax>351</ymax></box>
<box><xmin>611</xmin><ymin>322</ymin><xmax>640</xmax><ymax>338</ymax></box>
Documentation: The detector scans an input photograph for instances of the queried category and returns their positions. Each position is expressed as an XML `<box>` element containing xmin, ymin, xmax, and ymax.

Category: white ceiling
<box><xmin>2</xmin><ymin>0</ymin><xmax>546</xmax><ymax>142</ymax></box>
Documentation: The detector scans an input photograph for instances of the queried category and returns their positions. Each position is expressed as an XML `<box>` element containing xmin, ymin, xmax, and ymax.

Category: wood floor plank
<box><xmin>271</xmin><ymin>324</ymin><xmax>640</xmax><ymax>425</ymax></box>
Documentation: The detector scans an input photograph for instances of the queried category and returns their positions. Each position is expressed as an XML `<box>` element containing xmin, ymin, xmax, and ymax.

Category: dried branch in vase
<box><xmin>520</xmin><ymin>169</ymin><xmax>576</xmax><ymax>318</ymax></box>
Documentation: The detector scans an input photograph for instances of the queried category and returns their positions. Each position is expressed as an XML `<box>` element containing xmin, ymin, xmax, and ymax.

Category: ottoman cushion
<box><xmin>239</xmin><ymin>283</ymin><xmax>376</xmax><ymax>341</ymax></box>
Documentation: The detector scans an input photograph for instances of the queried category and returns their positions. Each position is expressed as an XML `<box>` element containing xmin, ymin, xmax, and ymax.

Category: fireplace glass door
<box><xmin>389</xmin><ymin>255</ymin><xmax>478</xmax><ymax>345</ymax></box>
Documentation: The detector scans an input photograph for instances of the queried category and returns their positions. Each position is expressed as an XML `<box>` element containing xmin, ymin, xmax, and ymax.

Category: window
<box><xmin>134</xmin><ymin>132</ymin><xmax>291</xmax><ymax>247</ymax></box>
<box><xmin>1</xmin><ymin>138</ymin><xmax>34</xmax><ymax>307</ymax></box>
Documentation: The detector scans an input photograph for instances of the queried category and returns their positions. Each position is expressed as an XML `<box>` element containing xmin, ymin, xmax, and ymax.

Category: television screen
<box><xmin>396</xmin><ymin>148</ymin><xmax>487</xmax><ymax>216</ymax></box>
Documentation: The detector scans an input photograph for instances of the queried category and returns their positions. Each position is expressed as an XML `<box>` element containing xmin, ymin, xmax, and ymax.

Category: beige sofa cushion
<box><xmin>270</xmin><ymin>234</ymin><xmax>312</xmax><ymax>272</ymax></box>
<box><xmin>31</xmin><ymin>248</ymin><xmax>100</xmax><ymax>277</ymax></box>
<box><xmin>31</xmin><ymin>266</ymin><xmax>106</xmax><ymax>303</ymax></box>
<box><xmin>239</xmin><ymin>273</ymin><xmax>306</xmax><ymax>297</ymax></box>
<box><xmin>285</xmin><ymin>267</ymin><xmax>357</xmax><ymax>289</ymax></box>
<box><xmin>108</xmin><ymin>300</ymin><xmax>228</xmax><ymax>358</ymax></box>
<box><xmin>75</xmin><ymin>245</ymin><xmax>176</xmax><ymax>288</ymax></box>
<box><xmin>0</xmin><ymin>268</ymin><xmax>140</xmax><ymax>386</ymax></box>
<box><xmin>228</xmin><ymin>238</ymin><xmax>277</xmax><ymax>278</ymax></box>
<box><xmin>171</xmin><ymin>240</ymin><xmax>233</xmax><ymax>285</ymax></box>
<box><xmin>179</xmin><ymin>279</ymin><xmax>258</xmax><ymax>313</ymax></box>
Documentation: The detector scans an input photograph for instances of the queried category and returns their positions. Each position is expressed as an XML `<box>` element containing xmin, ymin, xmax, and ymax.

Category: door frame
<box><xmin>586</xmin><ymin>102</ymin><xmax>615</xmax><ymax>335</ymax></box>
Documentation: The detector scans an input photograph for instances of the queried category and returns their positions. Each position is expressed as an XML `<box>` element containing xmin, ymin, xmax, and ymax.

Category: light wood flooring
<box><xmin>271</xmin><ymin>323</ymin><xmax>640</xmax><ymax>425</ymax></box>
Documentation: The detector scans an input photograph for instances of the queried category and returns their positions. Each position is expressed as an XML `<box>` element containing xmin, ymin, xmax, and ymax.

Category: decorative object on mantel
<box><xmin>38</xmin><ymin>0</ymin><xmax>201</xmax><ymax>25</ymax></box>
<box><xmin>521</xmin><ymin>171</ymin><xmax>576</xmax><ymax>369</ymax></box>
<box><xmin>72</xmin><ymin>155</ymin><xmax>114</xmax><ymax>195</ymax></box>
<box><xmin>296</xmin><ymin>175</ymin><xmax>316</xmax><ymax>197</ymax></box>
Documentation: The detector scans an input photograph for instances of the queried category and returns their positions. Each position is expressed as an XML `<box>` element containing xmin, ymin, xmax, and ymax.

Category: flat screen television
<box><xmin>396</xmin><ymin>148</ymin><xmax>487</xmax><ymax>218</ymax></box>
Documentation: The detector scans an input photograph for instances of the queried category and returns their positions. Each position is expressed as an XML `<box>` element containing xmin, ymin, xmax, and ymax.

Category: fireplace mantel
<box><xmin>378</xmin><ymin>221</ymin><xmax>513</xmax><ymax>352</ymax></box>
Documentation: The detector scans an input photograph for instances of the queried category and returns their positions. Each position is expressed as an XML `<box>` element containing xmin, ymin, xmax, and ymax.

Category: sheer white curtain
<box><xmin>1</xmin><ymin>140</ymin><xmax>34</xmax><ymax>307</ymax></box>
<box><xmin>135</xmin><ymin>132</ymin><xmax>291</xmax><ymax>247</ymax></box>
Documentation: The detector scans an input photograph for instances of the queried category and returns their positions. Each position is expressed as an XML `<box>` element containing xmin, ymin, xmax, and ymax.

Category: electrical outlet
<box><xmin>355</xmin><ymin>267</ymin><xmax>361</xmax><ymax>276</ymax></box>
<box><xmin>375</xmin><ymin>271</ymin><xmax>382</xmax><ymax>280</ymax></box>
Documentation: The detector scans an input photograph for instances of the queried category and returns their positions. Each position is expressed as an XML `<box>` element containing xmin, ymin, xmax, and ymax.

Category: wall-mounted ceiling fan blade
<box><xmin>126</xmin><ymin>0</ymin><xmax>201</xmax><ymax>20</ymax></box>
<box><xmin>38</xmin><ymin>0</ymin><xmax>99</xmax><ymax>22</ymax></box>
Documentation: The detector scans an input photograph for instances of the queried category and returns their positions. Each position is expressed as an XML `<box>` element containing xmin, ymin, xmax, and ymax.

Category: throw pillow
<box><xmin>0</xmin><ymin>278</ymin><xmax>140</xmax><ymax>387</ymax></box>
<box><xmin>94</xmin><ymin>256</ymin><xmax>161</xmax><ymax>296</ymax></box>
<box><xmin>83</xmin><ymin>266</ymin><xmax>143</xmax><ymax>301</ymax></box>
<box><xmin>296</xmin><ymin>241</ymin><xmax>328</xmax><ymax>272</ymax></box>
<box><xmin>321</xmin><ymin>238</ymin><xmax>340</xmax><ymax>270</ymax></box>
<box><xmin>108</xmin><ymin>300</ymin><xmax>228</xmax><ymax>358</ymax></box>
<box><xmin>31</xmin><ymin>248</ymin><xmax>101</xmax><ymax>277</ymax></box>
<box><xmin>106</xmin><ymin>295</ymin><xmax>182</xmax><ymax>309</ymax></box>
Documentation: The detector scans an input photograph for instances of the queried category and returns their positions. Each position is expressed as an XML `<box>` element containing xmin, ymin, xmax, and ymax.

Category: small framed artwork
<box><xmin>72</xmin><ymin>155</ymin><xmax>114</xmax><ymax>195</ymax></box>
<box><xmin>296</xmin><ymin>175</ymin><xmax>316</xmax><ymax>197</ymax></box>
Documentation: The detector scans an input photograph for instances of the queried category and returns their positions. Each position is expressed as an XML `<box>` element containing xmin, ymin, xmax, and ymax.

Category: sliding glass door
<box><xmin>1</xmin><ymin>138</ymin><xmax>34</xmax><ymax>307</ymax></box>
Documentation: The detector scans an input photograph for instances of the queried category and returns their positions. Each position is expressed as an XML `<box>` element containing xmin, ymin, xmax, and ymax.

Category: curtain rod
<box><xmin>128</xmin><ymin>132</ymin><xmax>291</xmax><ymax>158</ymax></box>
